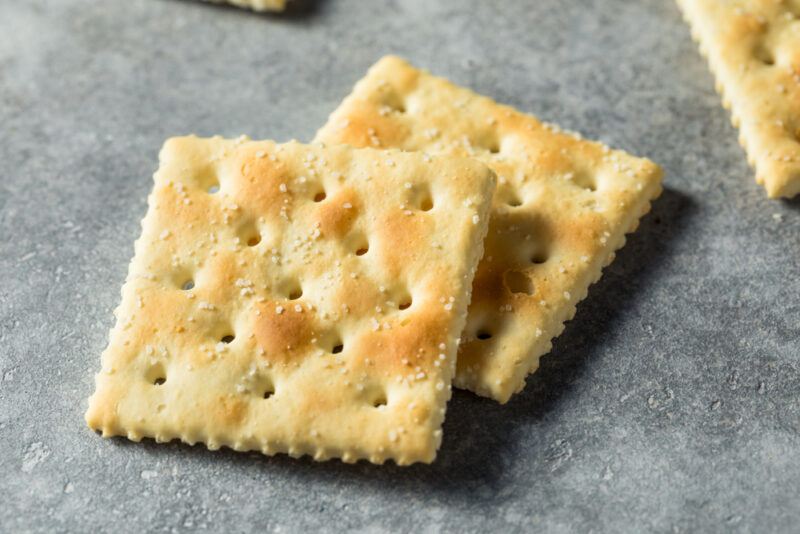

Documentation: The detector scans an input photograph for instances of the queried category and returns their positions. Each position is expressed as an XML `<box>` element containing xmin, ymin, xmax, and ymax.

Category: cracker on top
<box><xmin>209</xmin><ymin>0</ymin><xmax>286</xmax><ymax>12</ymax></box>
<box><xmin>86</xmin><ymin>136</ymin><xmax>495</xmax><ymax>465</ymax></box>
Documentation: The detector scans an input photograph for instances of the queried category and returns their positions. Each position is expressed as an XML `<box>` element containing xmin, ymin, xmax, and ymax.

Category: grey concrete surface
<box><xmin>1</xmin><ymin>0</ymin><xmax>799</xmax><ymax>532</ymax></box>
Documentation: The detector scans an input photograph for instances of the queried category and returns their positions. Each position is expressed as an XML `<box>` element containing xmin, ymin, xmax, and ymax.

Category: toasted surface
<box><xmin>206</xmin><ymin>0</ymin><xmax>286</xmax><ymax>12</ymax></box>
<box><xmin>85</xmin><ymin>136</ymin><xmax>495</xmax><ymax>465</ymax></box>
<box><xmin>677</xmin><ymin>0</ymin><xmax>800</xmax><ymax>198</ymax></box>
<box><xmin>315</xmin><ymin>56</ymin><xmax>663</xmax><ymax>403</ymax></box>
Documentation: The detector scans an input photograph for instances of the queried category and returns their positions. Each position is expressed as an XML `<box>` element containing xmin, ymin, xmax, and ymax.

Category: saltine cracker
<box><xmin>677</xmin><ymin>0</ymin><xmax>800</xmax><ymax>198</ymax></box>
<box><xmin>315</xmin><ymin>56</ymin><xmax>663</xmax><ymax>403</ymax></box>
<box><xmin>86</xmin><ymin>136</ymin><xmax>495</xmax><ymax>465</ymax></box>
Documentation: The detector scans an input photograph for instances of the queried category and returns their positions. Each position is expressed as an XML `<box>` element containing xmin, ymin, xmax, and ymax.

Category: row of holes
<box><xmin>181</xmin><ymin>277</ymin><xmax>412</xmax><ymax>307</ymax></box>
<box><xmin>150</xmin><ymin>370</ymin><xmax>274</xmax><ymax>398</ymax></box>
<box><xmin>203</xmin><ymin>187</ymin><xmax>433</xmax><ymax>259</ymax></box>
<box><xmin>377</xmin><ymin>94</ymin><xmax>609</xmax><ymax>181</ymax></box>
<box><xmin>169</xmin><ymin>299</ymin><xmax>526</xmax><ymax>374</ymax></box>
<box><xmin>177</xmin><ymin>278</ymin><xmax>412</xmax><ymax>356</ymax></box>
<box><xmin>183</xmin><ymin>279</ymin><xmax>302</xmax><ymax>300</ymax></box>
<box><xmin>503</xmin><ymin>187</ymin><xmax>595</xmax><ymax>206</ymax></box>
<box><xmin>374</xmin><ymin>87</ymin><xmax>612</xmax><ymax>194</ymax></box>
<box><xmin>151</xmin><ymin>279</ymin><xmax>413</xmax><ymax>406</ymax></box>
<box><xmin>148</xmin><ymin>367</ymin><xmax>388</xmax><ymax>407</ymax></box>
<box><xmin>499</xmin><ymin>176</ymin><xmax>597</xmax><ymax>208</ymax></box>
<box><xmin>208</xmin><ymin>182</ymin><xmax>436</xmax><ymax>211</ymax></box>
<box><xmin>380</xmin><ymin>93</ymin><xmax>505</xmax><ymax>155</ymax></box>
<box><xmin>208</xmin><ymin>184</ymin><xmax>329</xmax><ymax>202</ymax></box>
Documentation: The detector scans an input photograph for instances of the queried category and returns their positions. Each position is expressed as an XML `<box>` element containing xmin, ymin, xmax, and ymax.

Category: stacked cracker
<box><xmin>86</xmin><ymin>57</ymin><xmax>662</xmax><ymax>464</ymax></box>
<box><xmin>316</xmin><ymin>57</ymin><xmax>663</xmax><ymax>403</ymax></box>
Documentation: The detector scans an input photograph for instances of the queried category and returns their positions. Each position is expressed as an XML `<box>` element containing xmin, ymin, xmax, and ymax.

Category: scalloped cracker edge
<box><xmin>85</xmin><ymin>137</ymin><xmax>496</xmax><ymax>465</ymax></box>
<box><xmin>677</xmin><ymin>0</ymin><xmax>800</xmax><ymax>198</ymax></box>
<box><xmin>315</xmin><ymin>56</ymin><xmax>663</xmax><ymax>403</ymax></box>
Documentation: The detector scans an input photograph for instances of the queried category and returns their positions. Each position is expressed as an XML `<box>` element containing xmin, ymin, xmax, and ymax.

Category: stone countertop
<box><xmin>1</xmin><ymin>0</ymin><xmax>798</xmax><ymax>532</ymax></box>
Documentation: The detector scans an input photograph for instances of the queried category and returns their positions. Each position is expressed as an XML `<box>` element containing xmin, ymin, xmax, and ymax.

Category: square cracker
<box><xmin>85</xmin><ymin>136</ymin><xmax>495</xmax><ymax>465</ymax></box>
<box><xmin>315</xmin><ymin>56</ymin><xmax>663</xmax><ymax>403</ymax></box>
<box><xmin>677</xmin><ymin>0</ymin><xmax>800</xmax><ymax>198</ymax></box>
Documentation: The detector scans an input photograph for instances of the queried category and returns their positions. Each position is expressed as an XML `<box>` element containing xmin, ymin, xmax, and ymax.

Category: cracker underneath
<box><xmin>677</xmin><ymin>0</ymin><xmax>800</xmax><ymax>198</ymax></box>
<box><xmin>316</xmin><ymin>56</ymin><xmax>663</xmax><ymax>403</ymax></box>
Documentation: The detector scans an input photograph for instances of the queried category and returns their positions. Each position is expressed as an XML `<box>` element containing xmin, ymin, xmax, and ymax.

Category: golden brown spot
<box><xmin>221</xmin><ymin>149</ymin><xmax>292</xmax><ymax>221</ymax></box>
<box><xmin>373</xmin><ymin>208</ymin><xmax>433</xmax><ymax>280</ymax></box>
<box><xmin>201</xmin><ymin>252</ymin><xmax>244</xmax><ymax>303</ymax></box>
<box><xmin>121</xmin><ymin>291</ymin><xmax>197</xmax><ymax>362</ymax></box>
<box><xmin>330</xmin><ymin>275</ymin><xmax>384</xmax><ymax>319</ymax></box>
<box><xmin>212</xmin><ymin>394</ymin><xmax>248</xmax><ymax>427</ymax></box>
<box><xmin>253</xmin><ymin>302</ymin><xmax>315</xmax><ymax>364</ymax></box>
<box><xmin>152</xmin><ymin>184</ymin><xmax>216</xmax><ymax>236</ymax></box>
<box><xmin>315</xmin><ymin>188</ymin><xmax>360</xmax><ymax>239</ymax></box>
<box><xmin>351</xmin><ymin>306</ymin><xmax>448</xmax><ymax>377</ymax></box>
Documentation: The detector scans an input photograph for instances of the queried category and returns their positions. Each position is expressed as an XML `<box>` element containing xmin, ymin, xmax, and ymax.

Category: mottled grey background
<box><xmin>1</xmin><ymin>0</ymin><xmax>798</xmax><ymax>532</ymax></box>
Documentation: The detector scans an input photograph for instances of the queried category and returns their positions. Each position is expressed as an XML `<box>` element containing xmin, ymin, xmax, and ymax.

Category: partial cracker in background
<box><xmin>677</xmin><ymin>0</ymin><xmax>800</xmax><ymax>198</ymax></box>
<box><xmin>85</xmin><ymin>136</ymin><xmax>495</xmax><ymax>465</ymax></box>
<box><xmin>316</xmin><ymin>56</ymin><xmax>663</xmax><ymax>403</ymax></box>
<box><xmin>207</xmin><ymin>0</ymin><xmax>286</xmax><ymax>12</ymax></box>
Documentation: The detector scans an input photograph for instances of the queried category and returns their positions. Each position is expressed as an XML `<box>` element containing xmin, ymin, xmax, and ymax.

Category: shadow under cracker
<box><xmin>104</xmin><ymin>188</ymin><xmax>695</xmax><ymax>506</ymax></box>
<box><xmin>781</xmin><ymin>194</ymin><xmax>800</xmax><ymax>211</ymax></box>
